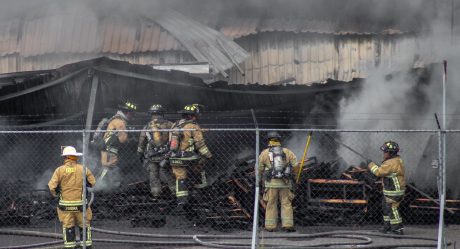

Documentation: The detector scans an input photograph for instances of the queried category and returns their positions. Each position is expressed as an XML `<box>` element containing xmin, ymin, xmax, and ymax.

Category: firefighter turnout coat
<box><xmin>258</xmin><ymin>147</ymin><xmax>298</xmax><ymax>230</ymax></box>
<box><xmin>368</xmin><ymin>156</ymin><xmax>406</xmax><ymax>197</ymax></box>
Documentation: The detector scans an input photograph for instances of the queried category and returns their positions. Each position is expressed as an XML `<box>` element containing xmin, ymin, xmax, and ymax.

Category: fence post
<box><xmin>251</xmin><ymin>128</ymin><xmax>260</xmax><ymax>249</ymax></box>
<box><xmin>437</xmin><ymin>130</ymin><xmax>447</xmax><ymax>249</ymax></box>
<box><xmin>82</xmin><ymin>131</ymin><xmax>88</xmax><ymax>249</ymax></box>
<box><xmin>251</xmin><ymin>109</ymin><xmax>260</xmax><ymax>249</ymax></box>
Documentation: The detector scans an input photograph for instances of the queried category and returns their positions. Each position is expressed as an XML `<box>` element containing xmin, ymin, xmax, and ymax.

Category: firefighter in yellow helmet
<box><xmin>138</xmin><ymin>104</ymin><xmax>174</xmax><ymax>198</ymax></box>
<box><xmin>48</xmin><ymin>146</ymin><xmax>96</xmax><ymax>249</ymax></box>
<box><xmin>259</xmin><ymin>131</ymin><xmax>298</xmax><ymax>232</ymax></box>
<box><xmin>99</xmin><ymin>101</ymin><xmax>137</xmax><ymax>189</ymax></box>
<box><xmin>368</xmin><ymin>141</ymin><xmax>406</xmax><ymax>235</ymax></box>
<box><xmin>169</xmin><ymin>104</ymin><xmax>212</xmax><ymax>207</ymax></box>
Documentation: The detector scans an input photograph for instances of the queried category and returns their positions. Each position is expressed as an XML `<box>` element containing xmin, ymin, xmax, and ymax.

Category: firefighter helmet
<box><xmin>179</xmin><ymin>104</ymin><xmax>203</xmax><ymax>115</ymax></box>
<box><xmin>267</xmin><ymin>131</ymin><xmax>281</xmax><ymax>140</ymax></box>
<box><xmin>61</xmin><ymin>146</ymin><xmax>82</xmax><ymax>157</ymax></box>
<box><xmin>119</xmin><ymin>101</ymin><xmax>137</xmax><ymax>112</ymax></box>
<box><xmin>148</xmin><ymin>104</ymin><xmax>165</xmax><ymax>114</ymax></box>
<box><xmin>380</xmin><ymin>141</ymin><xmax>400</xmax><ymax>154</ymax></box>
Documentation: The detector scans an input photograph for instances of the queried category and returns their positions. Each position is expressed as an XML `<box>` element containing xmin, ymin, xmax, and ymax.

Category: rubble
<box><xmin>0</xmin><ymin>156</ymin><xmax>459</xmax><ymax>229</ymax></box>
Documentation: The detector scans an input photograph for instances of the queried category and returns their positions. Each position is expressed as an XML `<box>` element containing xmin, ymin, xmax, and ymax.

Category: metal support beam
<box><xmin>82</xmin><ymin>70</ymin><xmax>98</xmax><ymax>249</ymax></box>
<box><xmin>0</xmin><ymin>68</ymin><xmax>88</xmax><ymax>102</ymax></box>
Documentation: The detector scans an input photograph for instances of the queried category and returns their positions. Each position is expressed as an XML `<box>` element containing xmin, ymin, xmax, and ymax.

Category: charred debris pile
<box><xmin>1</xmin><ymin>156</ymin><xmax>459</xmax><ymax>230</ymax></box>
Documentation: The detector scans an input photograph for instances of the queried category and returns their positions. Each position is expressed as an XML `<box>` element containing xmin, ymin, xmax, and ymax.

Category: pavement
<box><xmin>0</xmin><ymin>220</ymin><xmax>459</xmax><ymax>248</ymax></box>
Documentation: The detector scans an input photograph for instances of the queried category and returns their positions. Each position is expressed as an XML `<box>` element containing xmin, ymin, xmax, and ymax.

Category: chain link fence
<box><xmin>0</xmin><ymin>129</ymin><xmax>457</xmax><ymax>248</ymax></box>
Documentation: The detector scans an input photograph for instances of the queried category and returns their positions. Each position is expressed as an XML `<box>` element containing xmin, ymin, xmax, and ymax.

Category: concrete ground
<box><xmin>0</xmin><ymin>220</ymin><xmax>459</xmax><ymax>248</ymax></box>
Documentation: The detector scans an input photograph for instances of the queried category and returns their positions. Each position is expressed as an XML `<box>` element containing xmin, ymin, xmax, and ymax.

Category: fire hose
<box><xmin>0</xmin><ymin>228</ymin><xmax>449</xmax><ymax>248</ymax></box>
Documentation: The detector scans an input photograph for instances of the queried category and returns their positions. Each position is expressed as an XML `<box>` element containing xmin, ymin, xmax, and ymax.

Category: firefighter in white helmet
<box><xmin>48</xmin><ymin>146</ymin><xmax>96</xmax><ymax>249</ymax></box>
<box><xmin>259</xmin><ymin>131</ymin><xmax>298</xmax><ymax>232</ymax></box>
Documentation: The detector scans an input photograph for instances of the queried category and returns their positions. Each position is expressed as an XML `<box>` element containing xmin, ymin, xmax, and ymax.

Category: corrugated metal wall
<box><xmin>225</xmin><ymin>33</ymin><xmax>426</xmax><ymax>85</ymax></box>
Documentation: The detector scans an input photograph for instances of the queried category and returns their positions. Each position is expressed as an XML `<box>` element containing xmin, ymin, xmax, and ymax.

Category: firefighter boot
<box><xmin>380</xmin><ymin>220</ymin><xmax>391</xmax><ymax>234</ymax></box>
<box><xmin>390</xmin><ymin>223</ymin><xmax>404</xmax><ymax>235</ymax></box>
<box><xmin>175</xmin><ymin>179</ymin><xmax>189</xmax><ymax>214</ymax></box>
<box><xmin>78</xmin><ymin>227</ymin><xmax>92</xmax><ymax>249</ymax></box>
<box><xmin>63</xmin><ymin>227</ymin><xmax>77</xmax><ymax>248</ymax></box>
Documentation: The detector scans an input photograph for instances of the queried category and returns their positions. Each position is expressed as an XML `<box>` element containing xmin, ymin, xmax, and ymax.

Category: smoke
<box><xmin>333</xmin><ymin>0</ymin><xmax>460</xmax><ymax>198</ymax></box>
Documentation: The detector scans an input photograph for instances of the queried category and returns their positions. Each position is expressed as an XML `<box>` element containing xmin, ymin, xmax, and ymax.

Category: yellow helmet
<box><xmin>119</xmin><ymin>101</ymin><xmax>137</xmax><ymax>112</ymax></box>
<box><xmin>179</xmin><ymin>104</ymin><xmax>203</xmax><ymax>115</ymax></box>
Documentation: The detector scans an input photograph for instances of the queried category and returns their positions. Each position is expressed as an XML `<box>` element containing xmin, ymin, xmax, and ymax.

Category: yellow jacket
<box><xmin>368</xmin><ymin>156</ymin><xmax>406</xmax><ymax>196</ymax></box>
<box><xmin>172</xmin><ymin>119</ymin><xmax>212</xmax><ymax>158</ymax></box>
<box><xmin>258</xmin><ymin>147</ymin><xmax>298</xmax><ymax>188</ymax></box>
<box><xmin>103</xmin><ymin>112</ymin><xmax>128</xmax><ymax>154</ymax></box>
<box><xmin>48</xmin><ymin>159</ymin><xmax>96</xmax><ymax>203</ymax></box>
<box><xmin>138</xmin><ymin>118</ymin><xmax>173</xmax><ymax>153</ymax></box>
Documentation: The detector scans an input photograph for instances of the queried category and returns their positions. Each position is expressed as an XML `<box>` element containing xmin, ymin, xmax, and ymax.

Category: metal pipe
<box><xmin>250</xmin><ymin>108</ymin><xmax>259</xmax><ymax>249</ymax></box>
<box><xmin>81</xmin><ymin>71</ymin><xmax>98</xmax><ymax>249</ymax></box>
<box><xmin>82</xmin><ymin>131</ymin><xmax>87</xmax><ymax>249</ymax></box>
<box><xmin>437</xmin><ymin>60</ymin><xmax>448</xmax><ymax>249</ymax></box>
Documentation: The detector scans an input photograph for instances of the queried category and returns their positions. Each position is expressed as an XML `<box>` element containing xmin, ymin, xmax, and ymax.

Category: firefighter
<box><xmin>48</xmin><ymin>146</ymin><xmax>96</xmax><ymax>249</ymax></box>
<box><xmin>259</xmin><ymin>131</ymin><xmax>298</xmax><ymax>232</ymax></box>
<box><xmin>368</xmin><ymin>141</ymin><xmax>406</xmax><ymax>235</ymax></box>
<box><xmin>99</xmin><ymin>101</ymin><xmax>137</xmax><ymax>188</ymax></box>
<box><xmin>169</xmin><ymin>104</ymin><xmax>212</xmax><ymax>206</ymax></box>
<box><xmin>137</xmin><ymin>104</ymin><xmax>174</xmax><ymax>198</ymax></box>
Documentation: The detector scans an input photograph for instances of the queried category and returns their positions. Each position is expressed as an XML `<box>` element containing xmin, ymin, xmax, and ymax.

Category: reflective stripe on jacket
<box><xmin>48</xmin><ymin>159</ymin><xmax>97</xmax><ymax>206</ymax></box>
<box><xmin>369</xmin><ymin>156</ymin><xmax>406</xmax><ymax>196</ymax></box>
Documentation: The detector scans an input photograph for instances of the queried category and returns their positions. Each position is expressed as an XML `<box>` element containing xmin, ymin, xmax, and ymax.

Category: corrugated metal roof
<box><xmin>0</xmin><ymin>8</ymin><xmax>249</xmax><ymax>76</ymax></box>
<box><xmin>0</xmin><ymin>13</ymin><xmax>185</xmax><ymax>58</ymax></box>
<box><xmin>216</xmin><ymin>18</ymin><xmax>407</xmax><ymax>39</ymax></box>
<box><xmin>153</xmin><ymin>10</ymin><xmax>249</xmax><ymax>76</ymax></box>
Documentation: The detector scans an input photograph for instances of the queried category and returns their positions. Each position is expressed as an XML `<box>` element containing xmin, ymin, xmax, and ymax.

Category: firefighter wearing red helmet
<box><xmin>169</xmin><ymin>104</ymin><xmax>212</xmax><ymax>207</ymax></box>
<box><xmin>368</xmin><ymin>141</ymin><xmax>406</xmax><ymax>235</ymax></box>
<box><xmin>48</xmin><ymin>146</ymin><xmax>96</xmax><ymax>248</ymax></box>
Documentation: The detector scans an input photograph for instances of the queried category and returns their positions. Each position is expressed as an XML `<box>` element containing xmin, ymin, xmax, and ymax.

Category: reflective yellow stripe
<box><xmin>199</xmin><ymin>146</ymin><xmax>209</xmax><ymax>155</ymax></box>
<box><xmin>390</xmin><ymin>207</ymin><xmax>402</xmax><ymax>224</ymax></box>
<box><xmin>175</xmin><ymin>180</ymin><xmax>189</xmax><ymax>197</ymax></box>
<box><xmin>383</xmin><ymin>190</ymin><xmax>405</xmax><ymax>196</ymax></box>
<box><xmin>86</xmin><ymin>226</ymin><xmax>92</xmax><ymax>244</ymax></box>
<box><xmin>383</xmin><ymin>216</ymin><xmax>390</xmax><ymax>221</ymax></box>
<box><xmin>194</xmin><ymin>172</ymin><xmax>208</xmax><ymax>189</ymax></box>
<box><xmin>59</xmin><ymin>200</ymin><xmax>84</xmax><ymax>206</ymax></box>
<box><xmin>370</xmin><ymin>165</ymin><xmax>379</xmax><ymax>174</ymax></box>
<box><xmin>265</xmin><ymin>218</ymin><xmax>277</xmax><ymax>225</ymax></box>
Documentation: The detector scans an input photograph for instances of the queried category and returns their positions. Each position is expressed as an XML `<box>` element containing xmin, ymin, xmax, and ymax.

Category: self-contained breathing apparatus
<box><xmin>144</xmin><ymin>128</ymin><xmax>169</xmax><ymax>162</ymax></box>
<box><xmin>266</xmin><ymin>146</ymin><xmax>292</xmax><ymax>180</ymax></box>
<box><xmin>168</xmin><ymin>120</ymin><xmax>200</xmax><ymax>166</ymax></box>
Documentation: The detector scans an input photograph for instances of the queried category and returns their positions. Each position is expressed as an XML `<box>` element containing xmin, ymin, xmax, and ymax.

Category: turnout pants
<box><xmin>146</xmin><ymin>161</ymin><xmax>174</xmax><ymax>197</ymax></box>
<box><xmin>171</xmin><ymin>163</ymin><xmax>207</xmax><ymax>199</ymax></box>
<box><xmin>99</xmin><ymin>151</ymin><xmax>121</xmax><ymax>189</ymax></box>
<box><xmin>382</xmin><ymin>195</ymin><xmax>404</xmax><ymax>231</ymax></box>
<box><xmin>57</xmin><ymin>208</ymin><xmax>92</xmax><ymax>248</ymax></box>
<box><xmin>263</xmin><ymin>188</ymin><xmax>294</xmax><ymax>230</ymax></box>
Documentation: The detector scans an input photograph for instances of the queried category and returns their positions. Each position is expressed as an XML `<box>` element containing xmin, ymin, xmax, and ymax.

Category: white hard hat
<box><xmin>61</xmin><ymin>146</ymin><xmax>83</xmax><ymax>157</ymax></box>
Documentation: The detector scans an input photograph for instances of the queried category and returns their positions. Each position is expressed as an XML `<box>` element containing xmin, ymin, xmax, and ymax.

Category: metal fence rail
<box><xmin>0</xmin><ymin>129</ymin><xmax>456</xmax><ymax>248</ymax></box>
